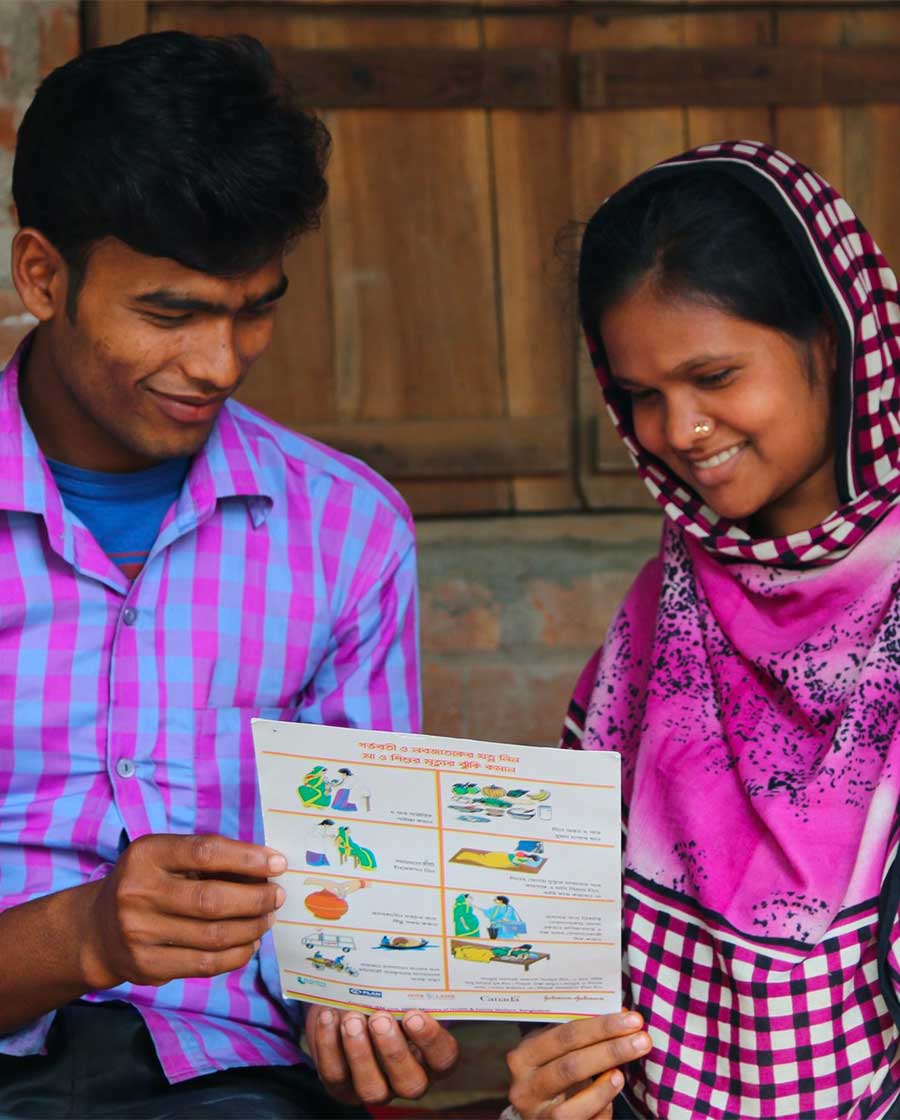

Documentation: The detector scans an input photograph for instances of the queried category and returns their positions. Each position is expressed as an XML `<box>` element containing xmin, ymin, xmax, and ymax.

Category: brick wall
<box><xmin>0</xmin><ymin>0</ymin><xmax>79</xmax><ymax>361</ymax></box>
<box><xmin>418</xmin><ymin>514</ymin><xmax>660</xmax><ymax>746</ymax></box>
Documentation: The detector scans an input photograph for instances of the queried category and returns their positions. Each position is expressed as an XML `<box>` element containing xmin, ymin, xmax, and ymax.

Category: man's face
<box><xmin>27</xmin><ymin>238</ymin><xmax>287</xmax><ymax>470</ymax></box>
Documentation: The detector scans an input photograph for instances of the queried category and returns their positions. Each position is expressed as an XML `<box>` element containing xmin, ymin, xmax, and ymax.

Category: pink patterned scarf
<box><xmin>567</xmin><ymin>141</ymin><xmax>900</xmax><ymax>1119</ymax></box>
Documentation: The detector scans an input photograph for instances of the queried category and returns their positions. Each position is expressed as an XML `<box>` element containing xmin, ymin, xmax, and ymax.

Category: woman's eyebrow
<box><xmin>610</xmin><ymin>353</ymin><xmax>739</xmax><ymax>388</ymax></box>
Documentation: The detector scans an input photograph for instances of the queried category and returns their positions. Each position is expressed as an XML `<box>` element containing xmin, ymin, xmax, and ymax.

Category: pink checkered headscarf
<box><xmin>580</xmin><ymin>139</ymin><xmax>900</xmax><ymax>566</ymax></box>
<box><xmin>568</xmin><ymin>143</ymin><xmax>900</xmax><ymax>1117</ymax></box>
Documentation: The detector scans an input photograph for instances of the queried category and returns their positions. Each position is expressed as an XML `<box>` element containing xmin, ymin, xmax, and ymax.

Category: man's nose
<box><xmin>185</xmin><ymin>322</ymin><xmax>242</xmax><ymax>390</ymax></box>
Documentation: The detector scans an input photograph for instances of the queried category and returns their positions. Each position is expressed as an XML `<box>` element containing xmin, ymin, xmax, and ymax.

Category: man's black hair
<box><xmin>13</xmin><ymin>31</ymin><xmax>331</xmax><ymax>316</ymax></box>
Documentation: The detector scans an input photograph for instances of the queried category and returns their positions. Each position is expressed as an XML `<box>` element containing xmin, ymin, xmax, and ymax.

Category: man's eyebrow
<box><xmin>133</xmin><ymin>274</ymin><xmax>289</xmax><ymax>315</ymax></box>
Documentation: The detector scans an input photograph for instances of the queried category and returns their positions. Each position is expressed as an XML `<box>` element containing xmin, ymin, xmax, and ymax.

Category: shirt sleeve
<box><xmin>296</xmin><ymin>515</ymin><xmax>421</xmax><ymax>734</ymax></box>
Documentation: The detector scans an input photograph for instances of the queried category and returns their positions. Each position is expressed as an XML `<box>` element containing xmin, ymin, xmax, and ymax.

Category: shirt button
<box><xmin>122</xmin><ymin>607</ymin><xmax>137</xmax><ymax>626</ymax></box>
<box><xmin>116</xmin><ymin>758</ymin><xmax>136</xmax><ymax>779</ymax></box>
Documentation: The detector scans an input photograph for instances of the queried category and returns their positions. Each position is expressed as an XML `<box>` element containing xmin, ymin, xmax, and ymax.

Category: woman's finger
<box><xmin>530</xmin><ymin>1031</ymin><xmax>650</xmax><ymax>1104</ymax></box>
<box><xmin>510</xmin><ymin>1012</ymin><xmax>643</xmax><ymax>1075</ymax></box>
<box><xmin>550</xmin><ymin>1069</ymin><xmax>625</xmax><ymax>1120</ymax></box>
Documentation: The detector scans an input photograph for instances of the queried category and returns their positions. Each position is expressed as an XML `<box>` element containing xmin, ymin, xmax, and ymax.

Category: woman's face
<box><xmin>599</xmin><ymin>281</ymin><xmax>837</xmax><ymax>538</ymax></box>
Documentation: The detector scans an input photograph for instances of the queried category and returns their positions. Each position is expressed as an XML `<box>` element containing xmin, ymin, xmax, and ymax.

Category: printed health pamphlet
<box><xmin>252</xmin><ymin>720</ymin><xmax>620</xmax><ymax>1022</ymax></box>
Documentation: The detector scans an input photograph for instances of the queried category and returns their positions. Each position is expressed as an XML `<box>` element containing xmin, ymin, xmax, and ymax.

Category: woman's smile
<box><xmin>684</xmin><ymin>439</ymin><xmax>749</xmax><ymax>487</ymax></box>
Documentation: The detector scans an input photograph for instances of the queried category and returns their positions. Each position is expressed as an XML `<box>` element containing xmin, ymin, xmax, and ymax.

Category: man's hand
<box><xmin>306</xmin><ymin>1005</ymin><xmax>459</xmax><ymax>1107</ymax></box>
<box><xmin>79</xmin><ymin>833</ymin><xmax>286</xmax><ymax>990</ymax></box>
<box><xmin>506</xmin><ymin>1011</ymin><xmax>650</xmax><ymax>1120</ymax></box>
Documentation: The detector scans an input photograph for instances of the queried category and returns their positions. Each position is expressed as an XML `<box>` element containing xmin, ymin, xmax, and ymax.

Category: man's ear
<box><xmin>11</xmin><ymin>228</ymin><xmax>69</xmax><ymax>322</ymax></box>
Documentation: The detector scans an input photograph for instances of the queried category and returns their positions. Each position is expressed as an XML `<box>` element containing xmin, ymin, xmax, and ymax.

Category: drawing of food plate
<box><xmin>448</xmin><ymin>782</ymin><xmax>552</xmax><ymax>825</ymax></box>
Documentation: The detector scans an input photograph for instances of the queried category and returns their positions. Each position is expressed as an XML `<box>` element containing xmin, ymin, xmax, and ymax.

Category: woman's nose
<box><xmin>665</xmin><ymin>400</ymin><xmax>705</xmax><ymax>451</ymax></box>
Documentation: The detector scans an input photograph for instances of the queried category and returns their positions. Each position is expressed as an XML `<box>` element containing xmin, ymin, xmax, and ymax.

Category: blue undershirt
<box><xmin>47</xmin><ymin>456</ymin><xmax>190</xmax><ymax>578</ymax></box>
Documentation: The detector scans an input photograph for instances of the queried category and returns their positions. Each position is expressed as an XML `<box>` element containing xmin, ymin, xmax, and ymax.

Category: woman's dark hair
<box><xmin>578</xmin><ymin>170</ymin><xmax>829</xmax><ymax>347</ymax></box>
<box><xmin>13</xmin><ymin>31</ymin><xmax>331</xmax><ymax>315</ymax></box>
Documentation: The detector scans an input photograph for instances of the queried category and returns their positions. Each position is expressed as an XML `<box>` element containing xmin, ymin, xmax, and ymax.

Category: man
<box><xmin>0</xmin><ymin>30</ymin><xmax>457</xmax><ymax>1118</ymax></box>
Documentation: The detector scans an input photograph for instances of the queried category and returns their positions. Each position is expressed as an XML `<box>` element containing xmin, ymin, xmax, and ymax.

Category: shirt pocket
<box><xmin>190</xmin><ymin>704</ymin><xmax>291</xmax><ymax>841</ymax></box>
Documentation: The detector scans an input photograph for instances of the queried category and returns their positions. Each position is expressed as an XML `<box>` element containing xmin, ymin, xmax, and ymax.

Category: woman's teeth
<box><xmin>696</xmin><ymin>443</ymin><xmax>744</xmax><ymax>470</ymax></box>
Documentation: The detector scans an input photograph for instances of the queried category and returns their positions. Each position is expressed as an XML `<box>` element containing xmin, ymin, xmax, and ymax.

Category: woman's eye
<box><xmin>697</xmin><ymin>368</ymin><xmax>733</xmax><ymax>388</ymax></box>
<box><xmin>629</xmin><ymin>387</ymin><xmax>658</xmax><ymax>402</ymax></box>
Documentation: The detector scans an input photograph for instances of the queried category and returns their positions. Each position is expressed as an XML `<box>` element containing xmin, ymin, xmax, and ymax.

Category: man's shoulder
<box><xmin>223</xmin><ymin>399</ymin><xmax>413</xmax><ymax>533</ymax></box>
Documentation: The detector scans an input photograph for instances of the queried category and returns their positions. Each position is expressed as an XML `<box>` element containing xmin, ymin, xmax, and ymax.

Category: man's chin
<box><xmin>137</xmin><ymin>425</ymin><xmax>216</xmax><ymax>464</ymax></box>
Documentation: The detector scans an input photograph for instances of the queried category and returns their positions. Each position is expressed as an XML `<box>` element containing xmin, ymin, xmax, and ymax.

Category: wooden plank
<box><xmin>484</xmin><ymin>9</ymin><xmax>578</xmax><ymax>511</ymax></box>
<box><xmin>684</xmin><ymin>11</ymin><xmax>773</xmax><ymax>179</ymax></box>
<box><xmin>571</xmin><ymin>8</ymin><xmax>683</xmax><ymax>510</ymax></box>
<box><xmin>302</xmin><ymin>417</ymin><xmax>569</xmax><ymax>478</ymax></box>
<box><xmin>774</xmin><ymin>8</ymin><xmax>900</xmax><ymax>272</ymax></box>
<box><xmin>774</xmin><ymin>11</ymin><xmax>843</xmax><ymax>188</ymax></box>
<box><xmin>83</xmin><ymin>0</ymin><xmax>149</xmax><ymax>46</ymax></box>
<box><xmin>581</xmin><ymin>46</ymin><xmax>802</xmax><ymax>109</ymax></box>
<box><xmin>825</xmin><ymin>46</ymin><xmax>900</xmax><ymax>104</ymax></box>
<box><xmin>315</xmin><ymin>11</ymin><xmax>511</xmax><ymax>513</ymax></box>
<box><xmin>836</xmin><ymin>11</ymin><xmax>900</xmax><ymax>270</ymax></box>
<box><xmin>271</xmin><ymin>47</ymin><xmax>566</xmax><ymax>108</ymax></box>
<box><xmin>579</xmin><ymin>45</ymin><xmax>900</xmax><ymax>109</ymax></box>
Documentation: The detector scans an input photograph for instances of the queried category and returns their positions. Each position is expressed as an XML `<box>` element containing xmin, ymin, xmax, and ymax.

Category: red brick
<box><xmin>39</xmin><ymin>3</ymin><xmax>80</xmax><ymax>79</ymax></box>
<box><xmin>0</xmin><ymin>105</ymin><xmax>17</xmax><ymax>152</ymax></box>
<box><xmin>0</xmin><ymin>288</ymin><xmax>33</xmax><ymax>365</ymax></box>
<box><xmin>463</xmin><ymin>664</ymin><xmax>579</xmax><ymax>748</ymax></box>
<box><xmin>0</xmin><ymin>325</ymin><xmax>29</xmax><ymax>366</ymax></box>
<box><xmin>420</xmin><ymin>578</ymin><xmax>501</xmax><ymax>653</ymax></box>
<box><xmin>527</xmin><ymin>572</ymin><xmax>635</xmax><ymax>648</ymax></box>
<box><xmin>0</xmin><ymin>288</ymin><xmax>26</xmax><ymax>318</ymax></box>
<box><xmin>421</xmin><ymin>661</ymin><xmax>465</xmax><ymax>739</ymax></box>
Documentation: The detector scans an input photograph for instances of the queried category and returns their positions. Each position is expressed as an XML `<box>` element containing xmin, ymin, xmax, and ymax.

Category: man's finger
<box><xmin>340</xmin><ymin>1014</ymin><xmax>393</xmax><ymax>1106</ymax></box>
<box><xmin>157</xmin><ymin>875</ymin><xmax>284</xmax><ymax>921</ymax></box>
<box><xmin>400</xmin><ymin>1011</ymin><xmax>459</xmax><ymax>1078</ymax></box>
<box><xmin>147</xmin><ymin>913</ymin><xmax>273</xmax><ymax>952</ymax></box>
<box><xmin>367</xmin><ymin>1014</ymin><xmax>430</xmax><ymax>1100</ymax></box>
<box><xmin>154</xmin><ymin>834</ymin><xmax>287</xmax><ymax>878</ymax></box>
<box><xmin>125</xmin><ymin>942</ymin><xmax>259</xmax><ymax>986</ymax></box>
<box><xmin>307</xmin><ymin>1008</ymin><xmax>357</xmax><ymax>1104</ymax></box>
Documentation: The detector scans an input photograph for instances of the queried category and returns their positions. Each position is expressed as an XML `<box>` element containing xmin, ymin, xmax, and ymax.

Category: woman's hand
<box><xmin>506</xmin><ymin>1011</ymin><xmax>650</xmax><ymax>1120</ymax></box>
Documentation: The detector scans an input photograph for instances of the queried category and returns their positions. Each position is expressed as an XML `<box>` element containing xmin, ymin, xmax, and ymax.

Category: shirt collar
<box><xmin>174</xmin><ymin>400</ymin><xmax>274</xmax><ymax>532</ymax></box>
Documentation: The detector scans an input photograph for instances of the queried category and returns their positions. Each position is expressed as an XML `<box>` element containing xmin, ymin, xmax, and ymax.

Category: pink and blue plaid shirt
<box><xmin>0</xmin><ymin>340</ymin><xmax>420</xmax><ymax>1082</ymax></box>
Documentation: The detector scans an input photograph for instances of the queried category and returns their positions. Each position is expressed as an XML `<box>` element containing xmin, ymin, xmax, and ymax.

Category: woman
<box><xmin>481</xmin><ymin>896</ymin><xmax>527</xmax><ymax>939</ymax></box>
<box><xmin>453</xmin><ymin>893</ymin><xmax>481</xmax><ymax>938</ymax></box>
<box><xmin>297</xmin><ymin>764</ymin><xmax>331</xmax><ymax>808</ymax></box>
<box><xmin>506</xmin><ymin>141</ymin><xmax>900</xmax><ymax>1119</ymax></box>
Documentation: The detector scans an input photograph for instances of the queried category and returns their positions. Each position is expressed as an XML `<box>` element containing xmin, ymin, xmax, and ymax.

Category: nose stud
<box><xmin>693</xmin><ymin>420</ymin><xmax>712</xmax><ymax>436</ymax></box>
